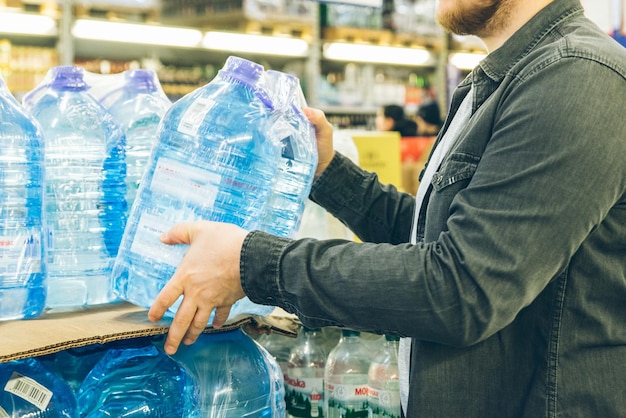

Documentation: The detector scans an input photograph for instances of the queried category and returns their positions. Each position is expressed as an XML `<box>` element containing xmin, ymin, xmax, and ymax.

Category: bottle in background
<box><xmin>324</xmin><ymin>329</ymin><xmax>371</xmax><ymax>418</ymax></box>
<box><xmin>257</xmin><ymin>331</ymin><xmax>297</xmax><ymax>381</ymax></box>
<box><xmin>286</xmin><ymin>326</ymin><xmax>327</xmax><ymax>418</ymax></box>
<box><xmin>367</xmin><ymin>335</ymin><xmax>401</xmax><ymax>418</ymax></box>
<box><xmin>172</xmin><ymin>328</ymin><xmax>285</xmax><ymax>417</ymax></box>
<box><xmin>23</xmin><ymin>65</ymin><xmax>127</xmax><ymax>309</ymax></box>
<box><xmin>112</xmin><ymin>56</ymin><xmax>278</xmax><ymax>321</ymax></box>
<box><xmin>77</xmin><ymin>342</ymin><xmax>199</xmax><ymax>418</ymax></box>
<box><xmin>0</xmin><ymin>74</ymin><xmax>46</xmax><ymax>321</ymax></box>
<box><xmin>0</xmin><ymin>357</ymin><xmax>77</xmax><ymax>418</ymax></box>
<box><xmin>101</xmin><ymin>69</ymin><xmax>172</xmax><ymax>212</ymax></box>
<box><xmin>258</xmin><ymin>69</ymin><xmax>317</xmax><ymax>238</ymax></box>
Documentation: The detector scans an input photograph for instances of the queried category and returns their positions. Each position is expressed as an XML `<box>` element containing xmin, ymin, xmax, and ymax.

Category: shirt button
<box><xmin>433</xmin><ymin>173</ymin><xmax>443</xmax><ymax>184</ymax></box>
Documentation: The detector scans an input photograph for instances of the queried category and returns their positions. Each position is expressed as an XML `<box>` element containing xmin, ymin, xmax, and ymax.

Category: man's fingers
<box><xmin>160</xmin><ymin>222</ymin><xmax>195</xmax><ymax>245</ymax></box>
<box><xmin>147</xmin><ymin>279</ymin><xmax>184</xmax><ymax>322</ymax></box>
<box><xmin>211</xmin><ymin>306</ymin><xmax>232</xmax><ymax>329</ymax></box>
<box><xmin>182</xmin><ymin>308</ymin><xmax>212</xmax><ymax>346</ymax></box>
<box><xmin>163</xmin><ymin>299</ymin><xmax>199</xmax><ymax>355</ymax></box>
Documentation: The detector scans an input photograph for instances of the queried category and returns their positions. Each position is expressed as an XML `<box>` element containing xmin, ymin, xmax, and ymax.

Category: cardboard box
<box><xmin>0</xmin><ymin>302</ymin><xmax>299</xmax><ymax>362</ymax></box>
<box><xmin>400</xmin><ymin>136</ymin><xmax>436</xmax><ymax>196</ymax></box>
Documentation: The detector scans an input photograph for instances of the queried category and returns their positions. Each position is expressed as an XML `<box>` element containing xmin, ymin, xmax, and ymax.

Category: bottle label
<box><xmin>367</xmin><ymin>386</ymin><xmax>401</xmax><ymax>418</ymax></box>
<box><xmin>4</xmin><ymin>372</ymin><xmax>52</xmax><ymax>411</ymax></box>
<box><xmin>130</xmin><ymin>212</ymin><xmax>187</xmax><ymax>266</ymax></box>
<box><xmin>150</xmin><ymin>157</ymin><xmax>220</xmax><ymax>207</ymax></box>
<box><xmin>0</xmin><ymin>231</ymin><xmax>41</xmax><ymax>275</ymax></box>
<box><xmin>178</xmin><ymin>97</ymin><xmax>215</xmax><ymax>136</ymax></box>
<box><xmin>0</xmin><ymin>406</ymin><xmax>8</xmax><ymax>418</ymax></box>
<box><xmin>325</xmin><ymin>379</ymin><xmax>369</xmax><ymax>417</ymax></box>
<box><xmin>286</xmin><ymin>374</ymin><xmax>324</xmax><ymax>417</ymax></box>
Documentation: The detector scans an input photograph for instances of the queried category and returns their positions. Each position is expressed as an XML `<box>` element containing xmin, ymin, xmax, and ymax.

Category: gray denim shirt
<box><xmin>241</xmin><ymin>0</ymin><xmax>626</xmax><ymax>416</ymax></box>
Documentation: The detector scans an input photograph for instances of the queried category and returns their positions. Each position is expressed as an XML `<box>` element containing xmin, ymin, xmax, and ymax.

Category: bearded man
<box><xmin>149</xmin><ymin>0</ymin><xmax>626</xmax><ymax>416</ymax></box>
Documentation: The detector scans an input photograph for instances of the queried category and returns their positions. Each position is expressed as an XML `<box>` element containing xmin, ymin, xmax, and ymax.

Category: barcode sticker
<box><xmin>4</xmin><ymin>372</ymin><xmax>53</xmax><ymax>411</ymax></box>
<box><xmin>178</xmin><ymin>97</ymin><xmax>214</xmax><ymax>136</ymax></box>
<box><xmin>0</xmin><ymin>405</ymin><xmax>9</xmax><ymax>418</ymax></box>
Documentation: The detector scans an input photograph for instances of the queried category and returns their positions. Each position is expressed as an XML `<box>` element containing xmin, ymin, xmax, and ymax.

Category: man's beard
<box><xmin>436</xmin><ymin>0</ymin><xmax>513</xmax><ymax>38</ymax></box>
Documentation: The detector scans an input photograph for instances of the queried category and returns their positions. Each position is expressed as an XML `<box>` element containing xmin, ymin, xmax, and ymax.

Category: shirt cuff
<box><xmin>240</xmin><ymin>230</ymin><xmax>292</xmax><ymax>306</ymax></box>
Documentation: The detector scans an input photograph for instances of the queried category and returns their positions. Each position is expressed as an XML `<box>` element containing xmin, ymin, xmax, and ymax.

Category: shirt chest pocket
<box><xmin>429</xmin><ymin>152</ymin><xmax>480</xmax><ymax>194</ymax></box>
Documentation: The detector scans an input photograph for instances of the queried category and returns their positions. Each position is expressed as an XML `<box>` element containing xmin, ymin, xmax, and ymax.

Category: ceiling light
<box><xmin>72</xmin><ymin>19</ymin><xmax>202</xmax><ymax>48</ymax></box>
<box><xmin>202</xmin><ymin>32</ymin><xmax>309</xmax><ymax>57</ymax></box>
<box><xmin>323</xmin><ymin>42</ymin><xmax>432</xmax><ymax>66</ymax></box>
<box><xmin>0</xmin><ymin>12</ymin><xmax>56</xmax><ymax>36</ymax></box>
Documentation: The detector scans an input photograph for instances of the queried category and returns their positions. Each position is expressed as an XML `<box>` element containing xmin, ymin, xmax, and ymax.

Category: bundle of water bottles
<box><xmin>258</xmin><ymin>326</ymin><xmax>402</xmax><ymax>418</ymax></box>
<box><xmin>0</xmin><ymin>55</ymin><xmax>317</xmax><ymax>322</ymax></box>
<box><xmin>0</xmin><ymin>328</ymin><xmax>286</xmax><ymax>417</ymax></box>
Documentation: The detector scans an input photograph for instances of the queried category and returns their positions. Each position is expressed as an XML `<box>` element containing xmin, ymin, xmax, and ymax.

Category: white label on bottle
<box><xmin>178</xmin><ymin>97</ymin><xmax>215</xmax><ymax>136</ymax></box>
<box><xmin>368</xmin><ymin>386</ymin><xmax>401</xmax><ymax>418</ymax></box>
<box><xmin>0</xmin><ymin>406</ymin><xmax>9</xmax><ymax>418</ymax></box>
<box><xmin>0</xmin><ymin>231</ymin><xmax>42</xmax><ymax>275</ymax></box>
<box><xmin>150</xmin><ymin>157</ymin><xmax>220</xmax><ymax>208</ymax></box>
<box><xmin>4</xmin><ymin>372</ymin><xmax>52</xmax><ymax>411</ymax></box>
<box><xmin>325</xmin><ymin>379</ymin><xmax>369</xmax><ymax>416</ymax></box>
<box><xmin>285</xmin><ymin>374</ymin><xmax>324</xmax><ymax>418</ymax></box>
<box><xmin>130</xmin><ymin>212</ymin><xmax>187</xmax><ymax>266</ymax></box>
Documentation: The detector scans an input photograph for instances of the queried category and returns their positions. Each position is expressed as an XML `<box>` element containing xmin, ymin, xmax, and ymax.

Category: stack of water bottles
<box><xmin>112</xmin><ymin>55</ymin><xmax>317</xmax><ymax>322</ymax></box>
<box><xmin>1</xmin><ymin>329</ymin><xmax>285</xmax><ymax>417</ymax></box>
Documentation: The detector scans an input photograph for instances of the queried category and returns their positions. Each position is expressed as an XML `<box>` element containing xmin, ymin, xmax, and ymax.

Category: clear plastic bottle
<box><xmin>286</xmin><ymin>327</ymin><xmax>327</xmax><ymax>418</ymax></box>
<box><xmin>77</xmin><ymin>342</ymin><xmax>199</xmax><ymax>418</ymax></box>
<box><xmin>101</xmin><ymin>69</ymin><xmax>172</xmax><ymax>212</ymax></box>
<box><xmin>112</xmin><ymin>56</ymin><xmax>278</xmax><ymax>321</ymax></box>
<box><xmin>23</xmin><ymin>65</ymin><xmax>127</xmax><ymax>309</ymax></box>
<box><xmin>0</xmin><ymin>357</ymin><xmax>77</xmax><ymax>418</ymax></box>
<box><xmin>258</xmin><ymin>69</ymin><xmax>317</xmax><ymax>238</ymax></box>
<box><xmin>324</xmin><ymin>330</ymin><xmax>371</xmax><ymax>418</ymax></box>
<box><xmin>0</xmin><ymin>74</ymin><xmax>46</xmax><ymax>321</ymax></box>
<box><xmin>367</xmin><ymin>335</ymin><xmax>401</xmax><ymax>418</ymax></box>
<box><xmin>39</xmin><ymin>345</ymin><xmax>108</xmax><ymax>394</ymax></box>
<box><xmin>172</xmin><ymin>328</ymin><xmax>285</xmax><ymax>417</ymax></box>
<box><xmin>257</xmin><ymin>331</ymin><xmax>297</xmax><ymax>380</ymax></box>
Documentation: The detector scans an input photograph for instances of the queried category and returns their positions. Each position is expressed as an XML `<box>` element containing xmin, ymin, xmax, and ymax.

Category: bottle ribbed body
<box><xmin>24</xmin><ymin>65</ymin><xmax>127</xmax><ymax>309</ymax></box>
<box><xmin>0</xmin><ymin>76</ymin><xmax>45</xmax><ymax>321</ymax></box>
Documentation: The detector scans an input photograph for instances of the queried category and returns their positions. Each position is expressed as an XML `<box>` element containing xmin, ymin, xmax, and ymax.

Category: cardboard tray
<box><xmin>0</xmin><ymin>302</ymin><xmax>300</xmax><ymax>362</ymax></box>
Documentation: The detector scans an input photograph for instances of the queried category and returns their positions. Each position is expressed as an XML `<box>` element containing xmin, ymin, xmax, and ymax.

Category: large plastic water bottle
<box><xmin>367</xmin><ymin>335</ymin><xmax>401</xmax><ymax>418</ymax></box>
<box><xmin>258</xmin><ymin>70</ymin><xmax>317</xmax><ymax>238</ymax></box>
<box><xmin>0</xmin><ymin>357</ymin><xmax>78</xmax><ymax>418</ymax></box>
<box><xmin>324</xmin><ymin>330</ymin><xmax>371</xmax><ymax>417</ymax></box>
<box><xmin>286</xmin><ymin>327</ymin><xmax>327</xmax><ymax>418</ymax></box>
<box><xmin>77</xmin><ymin>342</ymin><xmax>199</xmax><ymax>418</ymax></box>
<box><xmin>23</xmin><ymin>65</ymin><xmax>127</xmax><ymax>309</ymax></box>
<box><xmin>172</xmin><ymin>328</ymin><xmax>285</xmax><ymax>417</ymax></box>
<box><xmin>100</xmin><ymin>69</ymin><xmax>172</xmax><ymax>212</ymax></box>
<box><xmin>0</xmin><ymin>75</ymin><xmax>46</xmax><ymax>321</ymax></box>
<box><xmin>112</xmin><ymin>56</ymin><xmax>278</xmax><ymax>320</ymax></box>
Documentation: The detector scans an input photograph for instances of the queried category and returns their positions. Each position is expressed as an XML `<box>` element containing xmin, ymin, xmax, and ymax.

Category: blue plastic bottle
<box><xmin>77</xmin><ymin>342</ymin><xmax>199</xmax><ymax>418</ymax></box>
<box><xmin>101</xmin><ymin>69</ymin><xmax>172</xmax><ymax>212</ymax></box>
<box><xmin>258</xmin><ymin>70</ymin><xmax>317</xmax><ymax>238</ymax></box>
<box><xmin>112</xmin><ymin>56</ymin><xmax>277</xmax><ymax>320</ymax></box>
<box><xmin>0</xmin><ymin>357</ymin><xmax>78</xmax><ymax>418</ymax></box>
<box><xmin>23</xmin><ymin>65</ymin><xmax>127</xmax><ymax>309</ymax></box>
<box><xmin>172</xmin><ymin>328</ymin><xmax>285</xmax><ymax>417</ymax></box>
<box><xmin>0</xmin><ymin>75</ymin><xmax>46</xmax><ymax>321</ymax></box>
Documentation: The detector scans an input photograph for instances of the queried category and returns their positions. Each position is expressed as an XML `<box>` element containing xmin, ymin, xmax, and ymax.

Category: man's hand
<box><xmin>148</xmin><ymin>220</ymin><xmax>248</xmax><ymax>355</ymax></box>
<box><xmin>303</xmin><ymin>107</ymin><xmax>335</xmax><ymax>179</ymax></box>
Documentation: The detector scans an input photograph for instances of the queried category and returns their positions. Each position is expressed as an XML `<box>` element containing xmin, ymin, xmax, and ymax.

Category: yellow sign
<box><xmin>347</xmin><ymin>130</ymin><xmax>402</xmax><ymax>190</ymax></box>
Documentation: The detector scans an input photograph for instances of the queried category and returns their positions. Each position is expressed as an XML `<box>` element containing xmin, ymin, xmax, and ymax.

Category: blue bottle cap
<box><xmin>48</xmin><ymin>65</ymin><xmax>89</xmax><ymax>91</ymax></box>
<box><xmin>124</xmin><ymin>69</ymin><xmax>160</xmax><ymax>93</ymax></box>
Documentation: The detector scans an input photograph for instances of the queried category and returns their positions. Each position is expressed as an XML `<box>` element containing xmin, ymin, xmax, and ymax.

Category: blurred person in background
<box><xmin>375</xmin><ymin>104</ymin><xmax>418</xmax><ymax>137</ymax></box>
<box><xmin>415</xmin><ymin>99</ymin><xmax>443</xmax><ymax>136</ymax></box>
